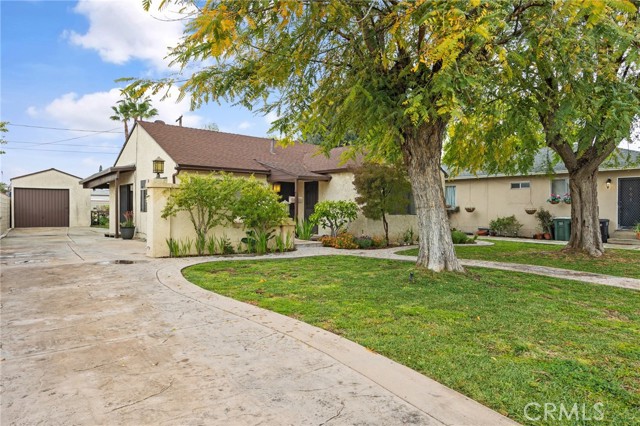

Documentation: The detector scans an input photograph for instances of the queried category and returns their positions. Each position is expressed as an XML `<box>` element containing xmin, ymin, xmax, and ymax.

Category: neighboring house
<box><xmin>91</xmin><ymin>189</ymin><xmax>110</xmax><ymax>210</ymax></box>
<box><xmin>79</xmin><ymin>120</ymin><xmax>420</xmax><ymax>249</ymax></box>
<box><xmin>10</xmin><ymin>168</ymin><xmax>92</xmax><ymax>228</ymax></box>
<box><xmin>445</xmin><ymin>149</ymin><xmax>640</xmax><ymax>237</ymax></box>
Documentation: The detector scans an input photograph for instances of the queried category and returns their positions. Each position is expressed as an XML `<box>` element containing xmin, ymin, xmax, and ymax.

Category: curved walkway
<box><xmin>1</xmin><ymin>228</ymin><xmax>517</xmax><ymax>426</ymax></box>
<box><xmin>352</xmin><ymin>246</ymin><xmax>640</xmax><ymax>291</ymax></box>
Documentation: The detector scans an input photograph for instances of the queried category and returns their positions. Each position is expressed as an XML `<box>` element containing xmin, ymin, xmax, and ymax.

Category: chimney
<box><xmin>270</xmin><ymin>138</ymin><xmax>276</xmax><ymax>155</ymax></box>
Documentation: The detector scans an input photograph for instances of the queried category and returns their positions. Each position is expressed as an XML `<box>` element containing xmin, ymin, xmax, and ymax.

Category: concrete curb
<box><xmin>157</xmin><ymin>258</ymin><xmax>520</xmax><ymax>426</ymax></box>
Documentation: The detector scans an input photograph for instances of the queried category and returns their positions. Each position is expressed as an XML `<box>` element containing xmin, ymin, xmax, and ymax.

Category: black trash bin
<box><xmin>599</xmin><ymin>219</ymin><xmax>610</xmax><ymax>243</ymax></box>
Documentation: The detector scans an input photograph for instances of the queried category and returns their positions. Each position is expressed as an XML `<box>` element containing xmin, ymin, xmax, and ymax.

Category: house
<box><xmin>10</xmin><ymin>168</ymin><xmax>92</xmax><ymax>228</ymax></box>
<box><xmin>79</xmin><ymin>120</ymin><xmax>420</xmax><ymax>255</ymax></box>
<box><xmin>445</xmin><ymin>149</ymin><xmax>640</xmax><ymax>237</ymax></box>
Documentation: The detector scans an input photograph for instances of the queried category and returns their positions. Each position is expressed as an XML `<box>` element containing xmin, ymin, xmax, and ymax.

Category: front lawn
<box><xmin>397</xmin><ymin>240</ymin><xmax>640</xmax><ymax>279</ymax></box>
<box><xmin>184</xmin><ymin>256</ymin><xmax>640</xmax><ymax>426</ymax></box>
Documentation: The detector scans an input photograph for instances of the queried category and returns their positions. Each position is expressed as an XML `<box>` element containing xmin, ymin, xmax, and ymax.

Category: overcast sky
<box><xmin>1</xmin><ymin>0</ymin><xmax>276</xmax><ymax>183</ymax></box>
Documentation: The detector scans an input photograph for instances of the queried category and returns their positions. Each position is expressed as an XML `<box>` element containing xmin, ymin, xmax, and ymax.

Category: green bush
<box><xmin>451</xmin><ymin>230</ymin><xmax>476</xmax><ymax>244</ymax></box>
<box><xmin>489</xmin><ymin>215</ymin><xmax>523</xmax><ymax>237</ymax></box>
<box><xmin>354</xmin><ymin>236</ymin><xmax>373</xmax><ymax>249</ymax></box>
<box><xmin>309</xmin><ymin>200</ymin><xmax>358</xmax><ymax>237</ymax></box>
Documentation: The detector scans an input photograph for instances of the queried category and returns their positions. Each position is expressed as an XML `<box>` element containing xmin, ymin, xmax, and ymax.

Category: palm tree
<box><xmin>110</xmin><ymin>94</ymin><xmax>158</xmax><ymax>140</ymax></box>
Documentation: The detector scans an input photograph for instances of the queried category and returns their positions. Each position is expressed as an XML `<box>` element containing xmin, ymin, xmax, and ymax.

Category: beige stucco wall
<box><xmin>111</xmin><ymin>124</ymin><xmax>176</xmax><ymax>238</ymax></box>
<box><xmin>11</xmin><ymin>169</ymin><xmax>91</xmax><ymax>227</ymax></box>
<box><xmin>145</xmin><ymin>179</ymin><xmax>294</xmax><ymax>257</ymax></box>
<box><xmin>447</xmin><ymin>169</ymin><xmax>639</xmax><ymax>236</ymax></box>
<box><xmin>0</xmin><ymin>193</ymin><xmax>10</xmax><ymax>235</ymax></box>
<box><xmin>315</xmin><ymin>171</ymin><xmax>418</xmax><ymax>240</ymax></box>
<box><xmin>111</xmin><ymin>125</ymin><xmax>270</xmax><ymax>240</ymax></box>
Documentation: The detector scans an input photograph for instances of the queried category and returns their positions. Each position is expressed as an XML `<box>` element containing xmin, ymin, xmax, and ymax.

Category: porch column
<box><xmin>146</xmin><ymin>178</ymin><xmax>175</xmax><ymax>257</ymax></box>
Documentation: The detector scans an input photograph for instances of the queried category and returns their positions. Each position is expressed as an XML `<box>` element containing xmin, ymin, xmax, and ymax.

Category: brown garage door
<box><xmin>14</xmin><ymin>188</ymin><xmax>69</xmax><ymax>227</ymax></box>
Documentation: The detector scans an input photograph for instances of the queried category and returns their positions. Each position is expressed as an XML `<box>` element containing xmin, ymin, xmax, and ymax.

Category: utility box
<box><xmin>553</xmin><ymin>217</ymin><xmax>572</xmax><ymax>241</ymax></box>
<box><xmin>600</xmin><ymin>219</ymin><xmax>610</xmax><ymax>243</ymax></box>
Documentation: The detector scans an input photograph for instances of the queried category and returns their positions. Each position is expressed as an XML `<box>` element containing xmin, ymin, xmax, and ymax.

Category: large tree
<box><xmin>445</xmin><ymin>0</ymin><xmax>640</xmax><ymax>256</ymax></box>
<box><xmin>135</xmin><ymin>0</ymin><xmax>541</xmax><ymax>272</ymax></box>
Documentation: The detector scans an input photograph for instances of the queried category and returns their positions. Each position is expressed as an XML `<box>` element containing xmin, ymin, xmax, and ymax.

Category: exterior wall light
<box><xmin>606</xmin><ymin>178</ymin><xmax>612</xmax><ymax>189</ymax></box>
<box><xmin>153</xmin><ymin>157</ymin><xmax>165</xmax><ymax>178</ymax></box>
<box><xmin>272</xmin><ymin>183</ymin><xmax>281</xmax><ymax>192</ymax></box>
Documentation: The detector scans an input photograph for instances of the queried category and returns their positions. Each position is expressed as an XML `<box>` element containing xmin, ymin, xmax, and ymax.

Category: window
<box><xmin>140</xmin><ymin>180</ymin><xmax>147</xmax><ymax>212</ymax></box>
<box><xmin>445</xmin><ymin>185</ymin><xmax>456</xmax><ymax>207</ymax></box>
<box><xmin>510</xmin><ymin>181</ymin><xmax>530</xmax><ymax>189</ymax></box>
<box><xmin>551</xmin><ymin>178</ymin><xmax>569</xmax><ymax>195</ymax></box>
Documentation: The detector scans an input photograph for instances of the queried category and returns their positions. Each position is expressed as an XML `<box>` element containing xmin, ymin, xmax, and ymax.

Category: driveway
<box><xmin>1</xmin><ymin>228</ymin><xmax>517</xmax><ymax>425</ymax></box>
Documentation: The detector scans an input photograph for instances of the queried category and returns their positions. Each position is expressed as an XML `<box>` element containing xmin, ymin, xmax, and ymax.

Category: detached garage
<box><xmin>11</xmin><ymin>169</ymin><xmax>91</xmax><ymax>228</ymax></box>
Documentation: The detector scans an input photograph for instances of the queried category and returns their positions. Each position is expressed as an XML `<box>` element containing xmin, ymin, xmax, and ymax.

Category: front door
<box><xmin>304</xmin><ymin>181</ymin><xmax>319</xmax><ymax>232</ymax></box>
<box><xmin>618</xmin><ymin>177</ymin><xmax>640</xmax><ymax>229</ymax></box>
<box><xmin>119</xmin><ymin>184</ymin><xmax>133</xmax><ymax>224</ymax></box>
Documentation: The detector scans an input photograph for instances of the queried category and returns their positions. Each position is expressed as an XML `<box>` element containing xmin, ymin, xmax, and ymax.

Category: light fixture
<box><xmin>272</xmin><ymin>183</ymin><xmax>281</xmax><ymax>192</ymax></box>
<box><xmin>606</xmin><ymin>178</ymin><xmax>612</xmax><ymax>189</ymax></box>
<box><xmin>153</xmin><ymin>157</ymin><xmax>165</xmax><ymax>178</ymax></box>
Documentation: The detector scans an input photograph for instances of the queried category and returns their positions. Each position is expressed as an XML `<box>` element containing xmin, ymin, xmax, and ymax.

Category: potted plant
<box><xmin>535</xmin><ymin>208</ymin><xmax>553</xmax><ymax>240</ymax></box>
<box><xmin>465</xmin><ymin>206</ymin><xmax>476</xmax><ymax>213</ymax></box>
<box><xmin>547</xmin><ymin>193</ymin><xmax>561</xmax><ymax>204</ymax></box>
<box><xmin>525</xmin><ymin>207</ymin><xmax>537</xmax><ymax>215</ymax></box>
<box><xmin>562</xmin><ymin>193</ymin><xmax>572</xmax><ymax>204</ymax></box>
<box><xmin>120</xmin><ymin>210</ymin><xmax>135</xmax><ymax>240</ymax></box>
<box><xmin>635</xmin><ymin>222</ymin><xmax>640</xmax><ymax>239</ymax></box>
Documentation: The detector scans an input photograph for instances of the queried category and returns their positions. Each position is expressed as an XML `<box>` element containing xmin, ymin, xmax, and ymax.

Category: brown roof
<box><xmin>135</xmin><ymin>121</ymin><xmax>360</xmax><ymax>177</ymax></box>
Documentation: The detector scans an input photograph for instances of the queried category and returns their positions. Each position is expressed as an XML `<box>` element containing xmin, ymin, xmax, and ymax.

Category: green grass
<box><xmin>184</xmin><ymin>256</ymin><xmax>640</xmax><ymax>426</ymax></box>
<box><xmin>397</xmin><ymin>240</ymin><xmax>640</xmax><ymax>279</ymax></box>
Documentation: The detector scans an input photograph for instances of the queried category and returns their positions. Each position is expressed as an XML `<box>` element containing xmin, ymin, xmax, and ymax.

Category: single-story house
<box><xmin>10</xmin><ymin>168</ymin><xmax>92</xmax><ymax>228</ymax></box>
<box><xmin>445</xmin><ymin>149</ymin><xmax>640</xmax><ymax>237</ymax></box>
<box><xmin>80</xmin><ymin>120</ymin><xmax>419</xmax><ymax>255</ymax></box>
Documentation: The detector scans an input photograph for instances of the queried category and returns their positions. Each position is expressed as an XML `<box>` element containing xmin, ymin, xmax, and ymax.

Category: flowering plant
<box><xmin>547</xmin><ymin>194</ymin><xmax>562</xmax><ymax>203</ymax></box>
<box><xmin>121</xmin><ymin>211</ymin><xmax>134</xmax><ymax>227</ymax></box>
<box><xmin>562</xmin><ymin>193</ymin><xmax>572</xmax><ymax>204</ymax></box>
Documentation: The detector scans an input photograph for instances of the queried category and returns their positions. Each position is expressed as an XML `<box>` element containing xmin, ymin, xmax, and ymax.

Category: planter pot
<box><xmin>543</xmin><ymin>232</ymin><xmax>552</xmax><ymax>240</ymax></box>
<box><xmin>549</xmin><ymin>201</ymin><xmax>560</xmax><ymax>205</ymax></box>
<box><xmin>121</xmin><ymin>227</ymin><xmax>135</xmax><ymax>240</ymax></box>
<box><xmin>525</xmin><ymin>208</ymin><xmax>537</xmax><ymax>215</ymax></box>
<box><xmin>533</xmin><ymin>233</ymin><xmax>543</xmax><ymax>239</ymax></box>
<box><xmin>465</xmin><ymin>207</ymin><xmax>476</xmax><ymax>213</ymax></box>
<box><xmin>564</xmin><ymin>201</ymin><xmax>571</xmax><ymax>205</ymax></box>
<box><xmin>636</xmin><ymin>232</ymin><xmax>640</xmax><ymax>240</ymax></box>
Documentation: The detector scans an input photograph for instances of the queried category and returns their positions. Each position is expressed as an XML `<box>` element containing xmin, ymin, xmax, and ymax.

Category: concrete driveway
<box><xmin>1</xmin><ymin>228</ymin><xmax>517</xmax><ymax>425</ymax></box>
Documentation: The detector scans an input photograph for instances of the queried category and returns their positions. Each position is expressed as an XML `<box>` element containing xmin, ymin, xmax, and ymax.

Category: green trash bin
<box><xmin>553</xmin><ymin>217</ymin><xmax>571</xmax><ymax>241</ymax></box>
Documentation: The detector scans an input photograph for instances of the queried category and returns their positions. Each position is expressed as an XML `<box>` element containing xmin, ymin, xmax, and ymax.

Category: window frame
<box><xmin>510</xmin><ymin>181</ymin><xmax>531</xmax><ymax>189</ymax></box>
<box><xmin>551</xmin><ymin>178</ymin><xmax>569</xmax><ymax>195</ymax></box>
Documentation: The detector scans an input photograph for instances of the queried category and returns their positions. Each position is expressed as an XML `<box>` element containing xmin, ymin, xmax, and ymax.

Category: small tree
<box><xmin>233</xmin><ymin>177</ymin><xmax>289</xmax><ymax>253</ymax></box>
<box><xmin>353</xmin><ymin>163</ymin><xmax>411</xmax><ymax>245</ymax></box>
<box><xmin>310</xmin><ymin>200</ymin><xmax>358</xmax><ymax>238</ymax></box>
<box><xmin>161</xmin><ymin>173</ymin><xmax>241</xmax><ymax>254</ymax></box>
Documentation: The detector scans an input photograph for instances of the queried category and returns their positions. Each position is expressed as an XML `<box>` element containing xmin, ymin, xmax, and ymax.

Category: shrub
<box><xmin>534</xmin><ymin>208</ymin><xmax>553</xmax><ymax>234</ymax></box>
<box><xmin>402</xmin><ymin>227</ymin><xmax>415</xmax><ymax>245</ymax></box>
<box><xmin>354</xmin><ymin>236</ymin><xmax>373</xmax><ymax>249</ymax></box>
<box><xmin>489</xmin><ymin>215</ymin><xmax>523</xmax><ymax>237</ymax></box>
<box><xmin>319</xmin><ymin>235</ymin><xmax>337</xmax><ymax>247</ymax></box>
<box><xmin>166</xmin><ymin>238</ymin><xmax>179</xmax><ymax>257</ymax></box>
<box><xmin>451</xmin><ymin>230</ymin><xmax>476</xmax><ymax>244</ymax></box>
<box><xmin>334</xmin><ymin>233</ymin><xmax>358</xmax><ymax>249</ymax></box>
<box><xmin>295</xmin><ymin>219</ymin><xmax>314</xmax><ymax>240</ymax></box>
<box><xmin>309</xmin><ymin>200</ymin><xmax>358</xmax><ymax>237</ymax></box>
<box><xmin>371</xmin><ymin>235</ymin><xmax>386</xmax><ymax>248</ymax></box>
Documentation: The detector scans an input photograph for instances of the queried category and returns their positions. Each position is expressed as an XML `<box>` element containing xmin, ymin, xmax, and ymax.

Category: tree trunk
<box><xmin>565</xmin><ymin>169</ymin><xmax>604</xmax><ymax>256</ymax></box>
<box><xmin>123</xmin><ymin>120</ymin><xmax>130</xmax><ymax>140</ymax></box>
<box><xmin>401</xmin><ymin>120</ymin><xmax>463</xmax><ymax>272</ymax></box>
<box><xmin>382</xmin><ymin>211</ymin><xmax>389</xmax><ymax>245</ymax></box>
